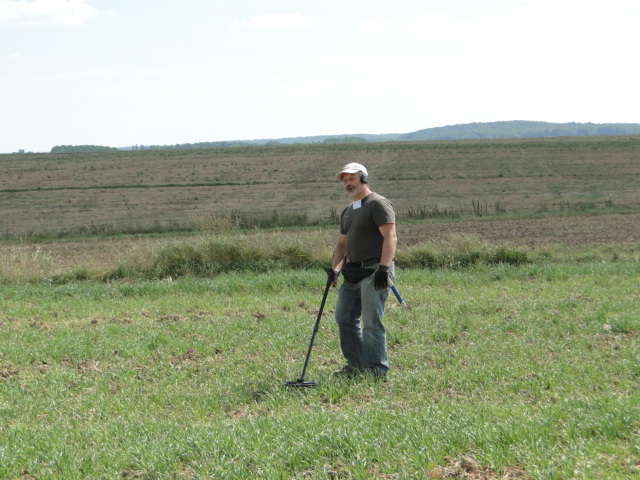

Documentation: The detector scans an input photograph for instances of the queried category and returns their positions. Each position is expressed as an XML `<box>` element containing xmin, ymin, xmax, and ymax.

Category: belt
<box><xmin>346</xmin><ymin>258</ymin><xmax>380</xmax><ymax>268</ymax></box>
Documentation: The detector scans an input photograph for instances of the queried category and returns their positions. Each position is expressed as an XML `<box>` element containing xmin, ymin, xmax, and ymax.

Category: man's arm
<box><xmin>331</xmin><ymin>233</ymin><xmax>347</xmax><ymax>286</ymax></box>
<box><xmin>373</xmin><ymin>223</ymin><xmax>397</xmax><ymax>291</ymax></box>
<box><xmin>378</xmin><ymin>223</ymin><xmax>397</xmax><ymax>267</ymax></box>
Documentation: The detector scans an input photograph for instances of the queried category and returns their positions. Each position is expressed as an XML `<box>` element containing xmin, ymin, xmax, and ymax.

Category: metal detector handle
<box><xmin>325</xmin><ymin>267</ymin><xmax>338</xmax><ymax>286</ymax></box>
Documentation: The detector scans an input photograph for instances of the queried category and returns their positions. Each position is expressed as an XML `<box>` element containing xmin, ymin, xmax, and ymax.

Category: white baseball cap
<box><xmin>335</xmin><ymin>162</ymin><xmax>368</xmax><ymax>181</ymax></box>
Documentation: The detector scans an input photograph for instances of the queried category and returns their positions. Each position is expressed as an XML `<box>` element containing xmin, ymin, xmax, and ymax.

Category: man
<box><xmin>331</xmin><ymin>162</ymin><xmax>397</xmax><ymax>378</ymax></box>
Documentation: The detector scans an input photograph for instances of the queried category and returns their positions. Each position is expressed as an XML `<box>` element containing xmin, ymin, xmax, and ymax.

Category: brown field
<box><xmin>2</xmin><ymin>136</ymin><xmax>640</xmax><ymax>238</ymax></box>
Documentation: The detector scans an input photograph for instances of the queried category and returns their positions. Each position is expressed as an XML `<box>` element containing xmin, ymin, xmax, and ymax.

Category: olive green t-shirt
<box><xmin>340</xmin><ymin>192</ymin><xmax>395</xmax><ymax>263</ymax></box>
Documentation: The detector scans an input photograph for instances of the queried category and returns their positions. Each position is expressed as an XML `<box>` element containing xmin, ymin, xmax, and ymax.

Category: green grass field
<box><xmin>1</xmin><ymin>137</ymin><xmax>639</xmax><ymax>478</ymax></box>
<box><xmin>1</xmin><ymin>257</ymin><xmax>639</xmax><ymax>479</ymax></box>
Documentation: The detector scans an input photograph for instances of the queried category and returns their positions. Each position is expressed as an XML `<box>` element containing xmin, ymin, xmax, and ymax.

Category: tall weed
<box><xmin>103</xmin><ymin>231</ymin><xmax>335</xmax><ymax>281</ymax></box>
<box><xmin>395</xmin><ymin>234</ymin><xmax>530</xmax><ymax>269</ymax></box>
<box><xmin>0</xmin><ymin>245</ymin><xmax>54</xmax><ymax>283</ymax></box>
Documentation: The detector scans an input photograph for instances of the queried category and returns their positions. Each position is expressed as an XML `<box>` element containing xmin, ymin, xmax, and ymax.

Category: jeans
<box><xmin>334</xmin><ymin>264</ymin><xmax>393</xmax><ymax>375</ymax></box>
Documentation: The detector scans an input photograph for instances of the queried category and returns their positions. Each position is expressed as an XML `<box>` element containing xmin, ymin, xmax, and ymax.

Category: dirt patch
<box><xmin>428</xmin><ymin>456</ymin><xmax>532</xmax><ymax>479</ymax></box>
<box><xmin>1</xmin><ymin>362</ymin><xmax>19</xmax><ymax>379</ymax></box>
<box><xmin>170</xmin><ymin>348</ymin><xmax>206</xmax><ymax>368</ymax></box>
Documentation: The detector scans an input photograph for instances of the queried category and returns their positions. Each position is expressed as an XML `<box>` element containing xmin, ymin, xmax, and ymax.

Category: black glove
<box><xmin>373</xmin><ymin>265</ymin><xmax>390</xmax><ymax>291</ymax></box>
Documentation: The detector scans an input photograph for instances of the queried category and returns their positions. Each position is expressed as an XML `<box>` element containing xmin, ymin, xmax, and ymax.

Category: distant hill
<box><xmin>265</xmin><ymin>121</ymin><xmax>640</xmax><ymax>144</ymax></box>
<box><xmin>51</xmin><ymin>121</ymin><xmax>640</xmax><ymax>153</ymax></box>
<box><xmin>398</xmin><ymin>120</ymin><xmax>640</xmax><ymax>141</ymax></box>
<box><xmin>167</xmin><ymin>121</ymin><xmax>640</xmax><ymax>149</ymax></box>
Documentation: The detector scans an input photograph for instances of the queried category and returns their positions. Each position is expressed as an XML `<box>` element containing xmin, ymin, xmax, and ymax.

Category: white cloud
<box><xmin>230</xmin><ymin>13</ymin><xmax>316</xmax><ymax>29</ymax></box>
<box><xmin>8</xmin><ymin>51</ymin><xmax>21</xmax><ymax>58</ymax></box>
<box><xmin>360</xmin><ymin>17</ymin><xmax>393</xmax><ymax>32</ymax></box>
<box><xmin>0</xmin><ymin>0</ymin><xmax>97</xmax><ymax>26</ymax></box>
<box><xmin>309</xmin><ymin>54</ymin><xmax>380</xmax><ymax>71</ymax></box>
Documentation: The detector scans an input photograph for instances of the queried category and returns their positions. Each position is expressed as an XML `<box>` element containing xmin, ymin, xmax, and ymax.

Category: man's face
<box><xmin>342</xmin><ymin>172</ymin><xmax>365</xmax><ymax>199</ymax></box>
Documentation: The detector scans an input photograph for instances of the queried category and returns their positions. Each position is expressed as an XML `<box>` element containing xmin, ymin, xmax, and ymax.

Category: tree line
<box><xmin>51</xmin><ymin>145</ymin><xmax>119</xmax><ymax>153</ymax></box>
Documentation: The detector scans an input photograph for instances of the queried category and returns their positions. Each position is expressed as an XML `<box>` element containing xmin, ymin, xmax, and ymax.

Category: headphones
<box><xmin>359</xmin><ymin>171</ymin><xmax>368</xmax><ymax>184</ymax></box>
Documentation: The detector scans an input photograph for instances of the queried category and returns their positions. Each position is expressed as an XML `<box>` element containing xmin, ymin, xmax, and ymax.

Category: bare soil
<box><xmin>428</xmin><ymin>455</ymin><xmax>532</xmax><ymax>479</ymax></box>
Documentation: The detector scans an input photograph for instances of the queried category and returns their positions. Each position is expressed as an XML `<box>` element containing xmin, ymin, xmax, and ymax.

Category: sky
<box><xmin>1</xmin><ymin>0</ymin><xmax>639</xmax><ymax>153</ymax></box>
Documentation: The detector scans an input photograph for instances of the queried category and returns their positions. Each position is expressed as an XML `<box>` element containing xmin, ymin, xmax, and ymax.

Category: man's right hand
<box><xmin>330</xmin><ymin>269</ymin><xmax>340</xmax><ymax>287</ymax></box>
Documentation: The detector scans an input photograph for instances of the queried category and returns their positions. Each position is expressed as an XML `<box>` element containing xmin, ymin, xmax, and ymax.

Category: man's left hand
<box><xmin>373</xmin><ymin>265</ymin><xmax>390</xmax><ymax>290</ymax></box>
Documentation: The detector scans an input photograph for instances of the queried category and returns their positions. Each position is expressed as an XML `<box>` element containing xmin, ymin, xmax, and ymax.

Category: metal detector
<box><xmin>285</xmin><ymin>268</ymin><xmax>334</xmax><ymax>388</ymax></box>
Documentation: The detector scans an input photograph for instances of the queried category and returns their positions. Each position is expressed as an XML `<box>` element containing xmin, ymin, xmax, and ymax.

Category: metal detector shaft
<box><xmin>296</xmin><ymin>268</ymin><xmax>334</xmax><ymax>383</ymax></box>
